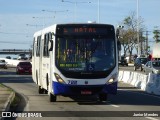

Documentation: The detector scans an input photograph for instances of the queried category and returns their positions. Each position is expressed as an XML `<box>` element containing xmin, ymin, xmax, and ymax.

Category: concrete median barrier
<box><xmin>146</xmin><ymin>73</ymin><xmax>160</xmax><ymax>95</ymax></box>
<box><xmin>119</xmin><ymin>71</ymin><xmax>160</xmax><ymax>96</ymax></box>
<box><xmin>118</xmin><ymin>71</ymin><xmax>124</xmax><ymax>81</ymax></box>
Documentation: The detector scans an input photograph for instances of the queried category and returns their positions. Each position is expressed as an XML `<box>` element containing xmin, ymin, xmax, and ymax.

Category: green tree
<box><xmin>119</xmin><ymin>12</ymin><xmax>145</xmax><ymax>62</ymax></box>
<box><xmin>153</xmin><ymin>26</ymin><xmax>160</xmax><ymax>42</ymax></box>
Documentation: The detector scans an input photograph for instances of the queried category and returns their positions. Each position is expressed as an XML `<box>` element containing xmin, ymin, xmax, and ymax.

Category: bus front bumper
<box><xmin>52</xmin><ymin>82</ymin><xmax>117</xmax><ymax>96</ymax></box>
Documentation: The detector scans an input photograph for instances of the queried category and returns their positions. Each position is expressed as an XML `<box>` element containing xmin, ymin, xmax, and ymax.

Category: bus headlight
<box><xmin>54</xmin><ymin>73</ymin><xmax>66</xmax><ymax>84</ymax></box>
<box><xmin>108</xmin><ymin>78</ymin><xmax>114</xmax><ymax>84</ymax></box>
<box><xmin>106</xmin><ymin>73</ymin><xmax>118</xmax><ymax>84</ymax></box>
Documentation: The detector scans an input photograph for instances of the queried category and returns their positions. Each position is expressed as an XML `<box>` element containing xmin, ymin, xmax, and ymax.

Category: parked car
<box><xmin>17</xmin><ymin>54</ymin><xmax>28</xmax><ymax>60</ymax></box>
<box><xmin>126</xmin><ymin>55</ymin><xmax>134</xmax><ymax>63</ymax></box>
<box><xmin>143</xmin><ymin>61</ymin><xmax>160</xmax><ymax>74</ymax></box>
<box><xmin>134</xmin><ymin>57</ymin><xmax>148</xmax><ymax>71</ymax></box>
<box><xmin>0</xmin><ymin>60</ymin><xmax>7</xmax><ymax>69</ymax></box>
<box><xmin>6</xmin><ymin>56</ymin><xmax>11</xmax><ymax>59</ymax></box>
<box><xmin>119</xmin><ymin>56</ymin><xmax>128</xmax><ymax>66</ymax></box>
<box><xmin>16</xmin><ymin>62</ymin><xmax>32</xmax><ymax>74</ymax></box>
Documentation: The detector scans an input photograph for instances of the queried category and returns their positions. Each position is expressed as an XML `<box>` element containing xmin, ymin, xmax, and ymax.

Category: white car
<box><xmin>143</xmin><ymin>61</ymin><xmax>160</xmax><ymax>74</ymax></box>
<box><xmin>0</xmin><ymin>60</ymin><xmax>7</xmax><ymax>69</ymax></box>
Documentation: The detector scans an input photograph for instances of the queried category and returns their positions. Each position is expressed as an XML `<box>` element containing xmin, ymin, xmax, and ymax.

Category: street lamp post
<box><xmin>62</xmin><ymin>0</ymin><xmax>91</xmax><ymax>22</ymax></box>
<box><xmin>98</xmin><ymin>0</ymin><xmax>100</xmax><ymax>23</ymax></box>
<box><xmin>137</xmin><ymin>0</ymin><xmax>140</xmax><ymax>56</ymax></box>
<box><xmin>116</xmin><ymin>25</ymin><xmax>124</xmax><ymax>60</ymax></box>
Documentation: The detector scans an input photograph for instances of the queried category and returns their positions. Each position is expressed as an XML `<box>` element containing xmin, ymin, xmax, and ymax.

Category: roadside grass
<box><xmin>10</xmin><ymin>93</ymin><xmax>21</xmax><ymax>108</ymax></box>
<box><xmin>0</xmin><ymin>84</ymin><xmax>20</xmax><ymax>110</ymax></box>
<box><xmin>0</xmin><ymin>83</ymin><xmax>12</xmax><ymax>91</ymax></box>
<box><xmin>0</xmin><ymin>84</ymin><xmax>5</xmax><ymax>88</ymax></box>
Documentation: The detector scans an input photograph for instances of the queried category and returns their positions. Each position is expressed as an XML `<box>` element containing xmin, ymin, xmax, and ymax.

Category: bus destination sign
<box><xmin>57</xmin><ymin>26</ymin><xmax>111</xmax><ymax>35</ymax></box>
<box><xmin>64</xmin><ymin>27</ymin><xmax>97</xmax><ymax>33</ymax></box>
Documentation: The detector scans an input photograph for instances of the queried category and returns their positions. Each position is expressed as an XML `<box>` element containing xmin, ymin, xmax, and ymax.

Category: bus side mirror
<box><xmin>49</xmin><ymin>40</ymin><xmax>53</xmax><ymax>51</ymax></box>
<box><xmin>117</xmin><ymin>40</ymin><xmax>121</xmax><ymax>51</ymax></box>
<box><xmin>116</xmin><ymin>29</ymin><xmax>119</xmax><ymax>39</ymax></box>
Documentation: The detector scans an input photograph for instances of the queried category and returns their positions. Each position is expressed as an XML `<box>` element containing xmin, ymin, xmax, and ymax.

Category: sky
<box><xmin>0</xmin><ymin>0</ymin><xmax>160</xmax><ymax>54</ymax></box>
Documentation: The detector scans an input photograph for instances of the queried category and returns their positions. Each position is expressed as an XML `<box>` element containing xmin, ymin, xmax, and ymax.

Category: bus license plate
<box><xmin>81</xmin><ymin>91</ymin><xmax>92</xmax><ymax>95</ymax></box>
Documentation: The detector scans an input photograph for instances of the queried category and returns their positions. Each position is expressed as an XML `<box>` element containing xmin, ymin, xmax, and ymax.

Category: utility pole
<box><xmin>98</xmin><ymin>0</ymin><xmax>100</xmax><ymax>23</ymax></box>
<box><xmin>145</xmin><ymin>31</ymin><xmax>149</xmax><ymax>54</ymax></box>
<box><xmin>140</xmin><ymin>32</ymin><xmax>142</xmax><ymax>54</ymax></box>
<box><xmin>137</xmin><ymin>0</ymin><xmax>140</xmax><ymax>56</ymax></box>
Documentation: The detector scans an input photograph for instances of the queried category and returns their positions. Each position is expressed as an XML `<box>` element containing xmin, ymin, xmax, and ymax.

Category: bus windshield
<box><xmin>55</xmin><ymin>36</ymin><xmax>116</xmax><ymax>78</ymax></box>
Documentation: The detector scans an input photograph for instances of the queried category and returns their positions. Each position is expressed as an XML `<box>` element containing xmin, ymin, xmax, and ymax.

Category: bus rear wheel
<box><xmin>99</xmin><ymin>94</ymin><xmax>108</xmax><ymax>102</ymax></box>
<box><xmin>49</xmin><ymin>93</ymin><xmax>56</xmax><ymax>102</ymax></box>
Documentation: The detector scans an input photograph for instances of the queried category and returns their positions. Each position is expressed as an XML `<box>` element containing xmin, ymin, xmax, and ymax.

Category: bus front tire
<box><xmin>44</xmin><ymin>89</ymin><xmax>48</xmax><ymax>94</ymax></box>
<box><xmin>38</xmin><ymin>86</ymin><xmax>45</xmax><ymax>94</ymax></box>
<box><xmin>99</xmin><ymin>94</ymin><xmax>108</xmax><ymax>102</ymax></box>
<box><xmin>49</xmin><ymin>93</ymin><xmax>56</xmax><ymax>102</ymax></box>
<box><xmin>134</xmin><ymin>66</ymin><xmax>137</xmax><ymax>71</ymax></box>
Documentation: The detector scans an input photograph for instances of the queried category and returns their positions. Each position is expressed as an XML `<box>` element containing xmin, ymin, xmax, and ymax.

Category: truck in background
<box><xmin>152</xmin><ymin>42</ymin><xmax>160</xmax><ymax>60</ymax></box>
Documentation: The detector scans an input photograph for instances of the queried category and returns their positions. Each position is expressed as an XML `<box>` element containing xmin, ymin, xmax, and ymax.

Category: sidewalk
<box><xmin>0</xmin><ymin>84</ymin><xmax>15</xmax><ymax>120</ymax></box>
<box><xmin>128</xmin><ymin>63</ymin><xmax>134</xmax><ymax>66</ymax></box>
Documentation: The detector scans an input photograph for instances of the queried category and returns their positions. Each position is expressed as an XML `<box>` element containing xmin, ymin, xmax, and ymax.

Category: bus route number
<box><xmin>68</xmin><ymin>80</ymin><xmax>77</xmax><ymax>85</ymax></box>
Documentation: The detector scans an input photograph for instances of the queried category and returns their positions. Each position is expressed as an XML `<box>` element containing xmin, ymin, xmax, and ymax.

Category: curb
<box><xmin>0</xmin><ymin>88</ymin><xmax>15</xmax><ymax>120</ymax></box>
<box><xmin>2</xmin><ymin>92</ymin><xmax>15</xmax><ymax>112</ymax></box>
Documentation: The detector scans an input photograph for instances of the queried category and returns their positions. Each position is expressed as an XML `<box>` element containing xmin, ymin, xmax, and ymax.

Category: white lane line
<box><xmin>145</xmin><ymin>117</ymin><xmax>160</xmax><ymax>120</ymax></box>
<box><xmin>110</xmin><ymin>104</ymin><xmax>120</xmax><ymax>108</ymax></box>
<box><xmin>107</xmin><ymin>101</ymin><xmax>120</xmax><ymax>107</ymax></box>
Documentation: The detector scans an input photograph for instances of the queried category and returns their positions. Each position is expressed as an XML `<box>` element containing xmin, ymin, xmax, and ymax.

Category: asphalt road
<box><xmin>119</xmin><ymin>65</ymin><xmax>146</xmax><ymax>74</ymax></box>
<box><xmin>119</xmin><ymin>65</ymin><xmax>135</xmax><ymax>72</ymax></box>
<box><xmin>0</xmin><ymin>68</ymin><xmax>160</xmax><ymax>120</ymax></box>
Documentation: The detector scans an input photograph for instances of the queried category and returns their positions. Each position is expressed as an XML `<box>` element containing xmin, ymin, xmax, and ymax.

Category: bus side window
<box><xmin>36</xmin><ymin>36</ymin><xmax>41</xmax><ymax>57</ymax></box>
<box><xmin>43</xmin><ymin>33</ymin><xmax>50</xmax><ymax>57</ymax></box>
<box><xmin>32</xmin><ymin>38</ymin><xmax>35</xmax><ymax>57</ymax></box>
<box><xmin>49</xmin><ymin>32</ymin><xmax>53</xmax><ymax>51</ymax></box>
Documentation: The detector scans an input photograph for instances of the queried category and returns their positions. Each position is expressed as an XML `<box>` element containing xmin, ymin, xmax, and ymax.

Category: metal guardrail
<box><xmin>0</xmin><ymin>49</ymin><xmax>32</xmax><ymax>54</ymax></box>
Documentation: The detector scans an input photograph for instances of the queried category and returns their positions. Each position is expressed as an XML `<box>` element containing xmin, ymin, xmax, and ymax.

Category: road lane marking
<box><xmin>145</xmin><ymin>117</ymin><xmax>160</xmax><ymax>120</ymax></box>
<box><xmin>110</xmin><ymin>104</ymin><xmax>120</xmax><ymax>108</ymax></box>
<box><xmin>107</xmin><ymin>101</ymin><xmax>120</xmax><ymax>107</ymax></box>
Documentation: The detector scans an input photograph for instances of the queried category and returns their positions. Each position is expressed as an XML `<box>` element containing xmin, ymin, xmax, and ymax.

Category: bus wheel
<box><xmin>36</xmin><ymin>71</ymin><xmax>38</xmax><ymax>85</ymax></box>
<box><xmin>38</xmin><ymin>86</ymin><xmax>44</xmax><ymax>94</ymax></box>
<box><xmin>46</xmin><ymin>74</ymin><xmax>49</xmax><ymax>90</ymax></box>
<box><xmin>49</xmin><ymin>93</ymin><xmax>56</xmax><ymax>102</ymax></box>
<box><xmin>134</xmin><ymin>66</ymin><xmax>137</xmax><ymax>71</ymax></box>
<box><xmin>99</xmin><ymin>94</ymin><xmax>108</xmax><ymax>102</ymax></box>
<box><xmin>44</xmin><ymin>89</ymin><xmax>48</xmax><ymax>94</ymax></box>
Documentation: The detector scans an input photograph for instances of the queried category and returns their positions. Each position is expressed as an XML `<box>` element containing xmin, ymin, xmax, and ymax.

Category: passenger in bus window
<box><xmin>66</xmin><ymin>49</ymin><xmax>75</xmax><ymax>62</ymax></box>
